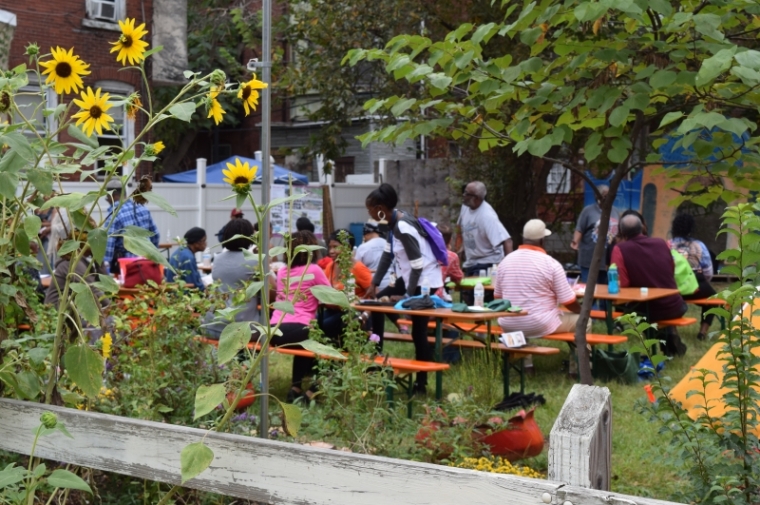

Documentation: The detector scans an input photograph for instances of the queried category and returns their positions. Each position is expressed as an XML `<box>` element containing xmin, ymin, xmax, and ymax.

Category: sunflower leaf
<box><xmin>169</xmin><ymin>103</ymin><xmax>197</xmax><ymax>122</ymax></box>
<box><xmin>143</xmin><ymin>46</ymin><xmax>163</xmax><ymax>59</ymax></box>
<box><xmin>139</xmin><ymin>191</ymin><xmax>177</xmax><ymax>217</ymax></box>
<box><xmin>67</xmin><ymin>124</ymin><xmax>98</xmax><ymax>148</ymax></box>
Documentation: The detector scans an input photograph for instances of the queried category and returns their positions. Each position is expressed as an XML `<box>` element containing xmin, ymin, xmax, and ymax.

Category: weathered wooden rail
<box><xmin>0</xmin><ymin>385</ymin><xmax>682</xmax><ymax>505</ymax></box>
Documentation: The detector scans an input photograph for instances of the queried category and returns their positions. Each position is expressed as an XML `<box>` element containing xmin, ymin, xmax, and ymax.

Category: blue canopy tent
<box><xmin>162</xmin><ymin>156</ymin><xmax>308</xmax><ymax>185</ymax></box>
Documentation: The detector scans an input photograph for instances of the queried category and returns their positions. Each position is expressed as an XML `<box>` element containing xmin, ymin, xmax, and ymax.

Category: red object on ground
<box><xmin>416</xmin><ymin>407</ymin><xmax>545</xmax><ymax>462</ymax></box>
<box><xmin>227</xmin><ymin>384</ymin><xmax>256</xmax><ymax>410</ymax></box>
<box><xmin>475</xmin><ymin>409</ymin><xmax>545</xmax><ymax>461</ymax></box>
<box><xmin>644</xmin><ymin>384</ymin><xmax>656</xmax><ymax>403</ymax></box>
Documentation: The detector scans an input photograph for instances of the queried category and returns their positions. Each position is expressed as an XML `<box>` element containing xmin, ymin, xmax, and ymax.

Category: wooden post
<box><xmin>548</xmin><ymin>384</ymin><xmax>612</xmax><ymax>490</ymax></box>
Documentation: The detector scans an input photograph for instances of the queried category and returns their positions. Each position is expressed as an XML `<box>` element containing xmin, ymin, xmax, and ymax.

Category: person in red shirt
<box><xmin>319</xmin><ymin>229</ymin><xmax>372</xmax><ymax>343</ymax></box>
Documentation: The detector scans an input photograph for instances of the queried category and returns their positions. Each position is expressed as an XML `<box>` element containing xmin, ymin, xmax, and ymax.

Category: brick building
<box><xmin>1</xmin><ymin>0</ymin><xmax>187</xmax><ymax>179</ymax></box>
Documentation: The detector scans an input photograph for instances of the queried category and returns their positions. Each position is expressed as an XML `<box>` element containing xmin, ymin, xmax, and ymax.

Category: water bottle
<box><xmin>474</xmin><ymin>281</ymin><xmax>485</xmax><ymax>307</ymax></box>
<box><xmin>202</xmin><ymin>248</ymin><xmax>212</xmax><ymax>267</ymax></box>
<box><xmin>608</xmin><ymin>263</ymin><xmax>620</xmax><ymax>295</ymax></box>
<box><xmin>420</xmin><ymin>277</ymin><xmax>430</xmax><ymax>297</ymax></box>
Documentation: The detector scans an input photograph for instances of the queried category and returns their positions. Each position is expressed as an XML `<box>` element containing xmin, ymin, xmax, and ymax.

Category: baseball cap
<box><xmin>105</xmin><ymin>179</ymin><xmax>123</xmax><ymax>192</ymax></box>
<box><xmin>230</xmin><ymin>208</ymin><xmax>244</xmax><ymax>218</ymax></box>
<box><xmin>523</xmin><ymin>219</ymin><xmax>551</xmax><ymax>241</ymax></box>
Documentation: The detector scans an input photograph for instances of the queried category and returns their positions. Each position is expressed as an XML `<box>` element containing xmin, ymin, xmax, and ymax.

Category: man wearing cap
<box><xmin>217</xmin><ymin>209</ymin><xmax>244</xmax><ymax>244</ymax></box>
<box><xmin>166</xmin><ymin>227</ymin><xmax>207</xmax><ymax>291</ymax></box>
<box><xmin>493</xmin><ymin>219</ymin><xmax>590</xmax><ymax>375</ymax></box>
<box><xmin>103</xmin><ymin>179</ymin><xmax>160</xmax><ymax>274</ymax></box>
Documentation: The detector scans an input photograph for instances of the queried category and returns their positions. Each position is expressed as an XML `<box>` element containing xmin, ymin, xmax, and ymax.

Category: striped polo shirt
<box><xmin>493</xmin><ymin>245</ymin><xmax>576</xmax><ymax>338</ymax></box>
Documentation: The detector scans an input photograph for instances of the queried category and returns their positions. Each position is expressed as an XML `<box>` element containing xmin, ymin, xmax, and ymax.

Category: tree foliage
<box><xmin>154</xmin><ymin>0</ymin><xmax>263</xmax><ymax>174</ymax></box>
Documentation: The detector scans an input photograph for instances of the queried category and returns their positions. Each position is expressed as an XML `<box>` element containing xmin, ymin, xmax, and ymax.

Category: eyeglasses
<box><xmin>463</xmin><ymin>192</ymin><xmax>478</xmax><ymax>198</ymax></box>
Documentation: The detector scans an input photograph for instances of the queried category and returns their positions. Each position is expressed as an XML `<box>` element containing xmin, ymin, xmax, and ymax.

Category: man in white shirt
<box><xmin>457</xmin><ymin>180</ymin><xmax>511</xmax><ymax>303</ymax></box>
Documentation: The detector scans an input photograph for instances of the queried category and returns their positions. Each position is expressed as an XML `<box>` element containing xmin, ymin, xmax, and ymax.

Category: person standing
<box><xmin>103</xmin><ymin>179</ymin><xmax>160</xmax><ymax>274</ymax></box>
<box><xmin>570</xmin><ymin>185</ymin><xmax>620</xmax><ymax>284</ymax></box>
<box><xmin>365</xmin><ymin>183</ymin><xmax>442</xmax><ymax>395</ymax></box>
<box><xmin>457</xmin><ymin>181</ymin><xmax>511</xmax><ymax>304</ymax></box>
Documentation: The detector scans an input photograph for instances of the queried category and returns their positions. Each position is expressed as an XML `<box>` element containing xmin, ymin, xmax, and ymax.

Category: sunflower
<box><xmin>71</xmin><ymin>87</ymin><xmax>114</xmax><ymax>137</ymax></box>
<box><xmin>223</xmin><ymin>158</ymin><xmax>258</xmax><ymax>194</ymax></box>
<box><xmin>101</xmin><ymin>333</ymin><xmax>113</xmax><ymax>360</ymax></box>
<box><xmin>238</xmin><ymin>76</ymin><xmax>267</xmax><ymax>116</ymax></box>
<box><xmin>110</xmin><ymin>18</ymin><xmax>149</xmax><ymax>66</ymax></box>
<box><xmin>40</xmin><ymin>47</ymin><xmax>90</xmax><ymax>95</ymax></box>
<box><xmin>145</xmin><ymin>141</ymin><xmax>164</xmax><ymax>157</ymax></box>
<box><xmin>125</xmin><ymin>92</ymin><xmax>142</xmax><ymax>119</ymax></box>
<box><xmin>207</xmin><ymin>88</ymin><xmax>226</xmax><ymax>125</ymax></box>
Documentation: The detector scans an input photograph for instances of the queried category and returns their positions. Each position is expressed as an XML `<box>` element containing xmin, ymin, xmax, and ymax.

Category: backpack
<box><xmin>672</xmin><ymin>239</ymin><xmax>703</xmax><ymax>272</ymax></box>
<box><xmin>671</xmin><ymin>249</ymin><xmax>698</xmax><ymax>296</ymax></box>
<box><xmin>394</xmin><ymin>215</ymin><xmax>449</xmax><ymax>267</ymax></box>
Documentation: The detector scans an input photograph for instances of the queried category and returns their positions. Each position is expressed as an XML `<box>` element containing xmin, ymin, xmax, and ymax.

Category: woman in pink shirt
<box><xmin>269</xmin><ymin>230</ymin><xmax>331</xmax><ymax>402</ymax></box>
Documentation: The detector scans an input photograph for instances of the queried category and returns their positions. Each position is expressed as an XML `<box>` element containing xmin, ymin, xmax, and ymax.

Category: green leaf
<box><xmin>63</xmin><ymin>344</ymin><xmax>104</xmax><ymax>398</ymax></box>
<box><xmin>735</xmin><ymin>49</ymin><xmax>760</xmax><ymax>70</ymax></box>
<box><xmin>659</xmin><ymin>112</ymin><xmax>683</xmax><ymax>129</ymax></box>
<box><xmin>169</xmin><ymin>102</ymin><xmax>197</xmax><ymax>123</ymax></box>
<box><xmin>67</xmin><ymin>124</ymin><xmax>98</xmax><ymax>148</ymax></box>
<box><xmin>454</xmin><ymin>50</ymin><xmax>474</xmax><ymax>69</ymax></box>
<box><xmin>47</xmin><ymin>469</ymin><xmax>92</xmax><ymax>494</ymax></box>
<box><xmin>245</xmin><ymin>281</ymin><xmax>264</xmax><ymax>299</ymax></box>
<box><xmin>27</xmin><ymin>168</ymin><xmax>53</xmax><ymax>195</ymax></box>
<box><xmin>87</xmin><ymin>228</ymin><xmax>107</xmax><ymax>263</ymax></box>
<box><xmin>217</xmin><ymin>322</ymin><xmax>251</xmax><ymax>364</ymax></box>
<box><xmin>608</xmin><ymin>106</ymin><xmax>629</xmax><ymax>127</ymax></box>
<box><xmin>428</xmin><ymin>73</ymin><xmax>452</xmax><ymax>90</ymax></box>
<box><xmin>0</xmin><ymin>150</ymin><xmax>27</xmax><ymax>174</ymax></box>
<box><xmin>649</xmin><ymin>70</ymin><xmax>676</xmax><ymax>89</ymax></box>
<box><xmin>41</xmin><ymin>193</ymin><xmax>87</xmax><ymax>211</ymax></box>
<box><xmin>73</xmin><ymin>284</ymin><xmax>100</xmax><ymax>324</ymax></box>
<box><xmin>390</xmin><ymin>98</ymin><xmax>416</xmax><ymax>116</ymax></box>
<box><xmin>15</xmin><ymin>228</ymin><xmax>30</xmax><ymax>256</ymax></box>
<box><xmin>272</xmin><ymin>300</ymin><xmax>294</xmax><ymax>314</ymax></box>
<box><xmin>310</xmin><ymin>285</ymin><xmax>350</xmax><ymax>309</ymax></box>
<box><xmin>139</xmin><ymin>192</ymin><xmax>178</xmax><ymax>217</ymax></box>
<box><xmin>0</xmin><ymin>132</ymin><xmax>34</xmax><ymax>161</ymax></box>
<box><xmin>27</xmin><ymin>347</ymin><xmax>49</xmax><ymax>365</ymax></box>
<box><xmin>695</xmin><ymin>47</ymin><xmax>736</xmax><ymax>87</ymax></box>
<box><xmin>278</xmin><ymin>400</ymin><xmax>302</xmax><ymax>436</ymax></box>
<box><xmin>123</xmin><ymin>236</ymin><xmax>169</xmax><ymax>267</ymax></box>
<box><xmin>299</xmin><ymin>339</ymin><xmax>347</xmax><ymax>360</ymax></box>
<box><xmin>0</xmin><ymin>172</ymin><xmax>19</xmax><ymax>200</ymax></box>
<box><xmin>584</xmin><ymin>133</ymin><xmax>603</xmax><ymax>162</ymax></box>
<box><xmin>180</xmin><ymin>442</ymin><xmax>214</xmax><ymax>484</ymax></box>
<box><xmin>15</xmin><ymin>371</ymin><xmax>41</xmax><ymax>400</ymax></box>
<box><xmin>193</xmin><ymin>384</ymin><xmax>226</xmax><ymax>420</ymax></box>
<box><xmin>56</xmin><ymin>240</ymin><xmax>81</xmax><ymax>258</ymax></box>
<box><xmin>23</xmin><ymin>215</ymin><xmax>41</xmax><ymax>239</ymax></box>
<box><xmin>0</xmin><ymin>465</ymin><xmax>26</xmax><ymax>488</ymax></box>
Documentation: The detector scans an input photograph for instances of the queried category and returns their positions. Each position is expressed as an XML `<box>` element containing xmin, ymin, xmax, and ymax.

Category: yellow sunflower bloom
<box><xmin>152</xmin><ymin>141</ymin><xmax>165</xmax><ymax>154</ymax></box>
<box><xmin>101</xmin><ymin>332</ymin><xmax>113</xmax><ymax>359</ymax></box>
<box><xmin>71</xmin><ymin>87</ymin><xmax>115</xmax><ymax>137</ymax></box>
<box><xmin>238</xmin><ymin>77</ymin><xmax>267</xmax><ymax>116</ymax></box>
<box><xmin>126</xmin><ymin>93</ymin><xmax>142</xmax><ymax>119</ymax></box>
<box><xmin>40</xmin><ymin>47</ymin><xmax>90</xmax><ymax>95</ymax></box>
<box><xmin>207</xmin><ymin>88</ymin><xmax>226</xmax><ymax>125</ymax></box>
<box><xmin>223</xmin><ymin>158</ymin><xmax>258</xmax><ymax>194</ymax></box>
<box><xmin>110</xmin><ymin>18</ymin><xmax>150</xmax><ymax>66</ymax></box>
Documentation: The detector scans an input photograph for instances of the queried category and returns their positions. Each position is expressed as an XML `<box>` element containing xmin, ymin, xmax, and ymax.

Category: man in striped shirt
<box><xmin>494</xmin><ymin>219</ymin><xmax>590</xmax><ymax>374</ymax></box>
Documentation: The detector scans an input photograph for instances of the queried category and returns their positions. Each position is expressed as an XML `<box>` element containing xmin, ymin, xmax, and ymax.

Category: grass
<box><xmin>262</xmin><ymin>300</ymin><xmax>722</xmax><ymax>501</ymax></box>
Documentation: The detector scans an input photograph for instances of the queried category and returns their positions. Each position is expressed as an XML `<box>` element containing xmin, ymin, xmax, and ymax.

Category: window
<box><xmin>92</xmin><ymin>80</ymin><xmax>134</xmax><ymax>178</ymax></box>
<box><xmin>546</xmin><ymin>162</ymin><xmax>571</xmax><ymax>194</ymax></box>
<box><xmin>13</xmin><ymin>73</ymin><xmax>57</xmax><ymax>137</ymax></box>
<box><xmin>84</xmin><ymin>0</ymin><xmax>124</xmax><ymax>29</ymax></box>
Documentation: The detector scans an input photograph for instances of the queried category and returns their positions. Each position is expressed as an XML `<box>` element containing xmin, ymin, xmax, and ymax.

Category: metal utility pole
<box><xmin>257</xmin><ymin>0</ymin><xmax>272</xmax><ymax>439</ymax></box>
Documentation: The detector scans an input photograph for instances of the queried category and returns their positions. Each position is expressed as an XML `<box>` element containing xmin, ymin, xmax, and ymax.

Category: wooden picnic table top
<box><xmin>573</xmin><ymin>285</ymin><xmax>680</xmax><ymax>302</ymax></box>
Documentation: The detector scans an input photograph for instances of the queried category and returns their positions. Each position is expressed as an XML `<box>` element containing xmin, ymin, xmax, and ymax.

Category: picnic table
<box><xmin>352</xmin><ymin>304</ymin><xmax>526</xmax><ymax>398</ymax></box>
<box><xmin>574</xmin><ymin>284</ymin><xmax>681</xmax><ymax>333</ymax></box>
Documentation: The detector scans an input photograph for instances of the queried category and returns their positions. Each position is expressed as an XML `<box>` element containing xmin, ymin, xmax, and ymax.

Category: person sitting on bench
<box><xmin>492</xmin><ymin>219</ymin><xmax>590</xmax><ymax>377</ymax></box>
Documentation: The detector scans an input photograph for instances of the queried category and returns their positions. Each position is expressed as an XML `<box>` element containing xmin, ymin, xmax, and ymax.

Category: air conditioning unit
<box><xmin>88</xmin><ymin>0</ymin><xmax>118</xmax><ymax>22</ymax></box>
